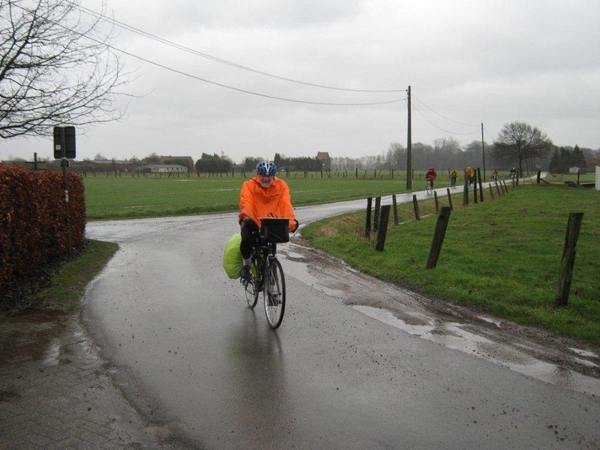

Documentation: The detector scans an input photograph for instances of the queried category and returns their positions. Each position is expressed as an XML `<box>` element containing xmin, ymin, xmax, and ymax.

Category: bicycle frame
<box><xmin>426</xmin><ymin>179</ymin><xmax>433</xmax><ymax>194</ymax></box>
<box><xmin>253</xmin><ymin>240</ymin><xmax>277</xmax><ymax>291</ymax></box>
<box><xmin>242</xmin><ymin>231</ymin><xmax>286</xmax><ymax>329</ymax></box>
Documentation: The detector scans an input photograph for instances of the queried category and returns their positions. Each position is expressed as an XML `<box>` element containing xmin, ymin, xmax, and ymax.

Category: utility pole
<box><xmin>406</xmin><ymin>85</ymin><xmax>412</xmax><ymax>190</ymax></box>
<box><xmin>481</xmin><ymin>123</ymin><xmax>486</xmax><ymax>181</ymax></box>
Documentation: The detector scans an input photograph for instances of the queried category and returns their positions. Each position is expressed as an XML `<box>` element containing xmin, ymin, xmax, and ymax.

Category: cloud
<box><xmin>1</xmin><ymin>0</ymin><xmax>598</xmax><ymax>164</ymax></box>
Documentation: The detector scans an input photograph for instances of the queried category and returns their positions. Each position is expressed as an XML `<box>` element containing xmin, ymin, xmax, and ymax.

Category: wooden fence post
<box><xmin>555</xmin><ymin>212</ymin><xmax>584</xmax><ymax>307</ymax></box>
<box><xmin>375</xmin><ymin>205</ymin><xmax>391</xmax><ymax>251</ymax></box>
<box><xmin>392</xmin><ymin>194</ymin><xmax>399</xmax><ymax>225</ymax></box>
<box><xmin>365</xmin><ymin>197</ymin><xmax>372</xmax><ymax>238</ymax></box>
<box><xmin>473</xmin><ymin>170</ymin><xmax>478</xmax><ymax>204</ymax></box>
<box><xmin>446</xmin><ymin>188</ymin><xmax>453</xmax><ymax>210</ymax></box>
<box><xmin>463</xmin><ymin>184</ymin><xmax>469</xmax><ymax>205</ymax></box>
<box><xmin>426</xmin><ymin>206</ymin><xmax>452</xmax><ymax>269</ymax></box>
<box><xmin>412</xmin><ymin>194</ymin><xmax>420</xmax><ymax>220</ymax></box>
<box><xmin>477</xmin><ymin>168</ymin><xmax>484</xmax><ymax>202</ymax></box>
<box><xmin>374</xmin><ymin>197</ymin><xmax>381</xmax><ymax>232</ymax></box>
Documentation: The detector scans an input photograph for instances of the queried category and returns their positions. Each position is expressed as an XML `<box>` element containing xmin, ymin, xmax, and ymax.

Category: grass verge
<box><xmin>302</xmin><ymin>184</ymin><xmax>600</xmax><ymax>346</ymax></box>
<box><xmin>32</xmin><ymin>240</ymin><xmax>118</xmax><ymax>313</ymax></box>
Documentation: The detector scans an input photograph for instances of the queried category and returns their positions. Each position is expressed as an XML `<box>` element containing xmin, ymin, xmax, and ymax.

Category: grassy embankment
<box><xmin>302</xmin><ymin>182</ymin><xmax>599</xmax><ymax>345</ymax></box>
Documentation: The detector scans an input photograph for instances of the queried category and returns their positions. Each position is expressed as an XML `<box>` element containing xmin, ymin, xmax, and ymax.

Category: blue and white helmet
<box><xmin>256</xmin><ymin>160</ymin><xmax>277</xmax><ymax>176</ymax></box>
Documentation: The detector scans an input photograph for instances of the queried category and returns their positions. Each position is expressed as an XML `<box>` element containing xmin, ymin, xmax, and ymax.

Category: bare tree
<box><xmin>433</xmin><ymin>137</ymin><xmax>461</xmax><ymax>170</ymax></box>
<box><xmin>0</xmin><ymin>0</ymin><xmax>128</xmax><ymax>139</ymax></box>
<box><xmin>491</xmin><ymin>121</ymin><xmax>552</xmax><ymax>176</ymax></box>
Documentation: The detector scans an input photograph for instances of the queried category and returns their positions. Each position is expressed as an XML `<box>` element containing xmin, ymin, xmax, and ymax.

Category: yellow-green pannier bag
<box><xmin>223</xmin><ymin>233</ymin><xmax>243</xmax><ymax>279</ymax></box>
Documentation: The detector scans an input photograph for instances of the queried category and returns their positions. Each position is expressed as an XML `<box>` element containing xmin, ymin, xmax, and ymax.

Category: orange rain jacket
<box><xmin>239</xmin><ymin>176</ymin><xmax>296</xmax><ymax>231</ymax></box>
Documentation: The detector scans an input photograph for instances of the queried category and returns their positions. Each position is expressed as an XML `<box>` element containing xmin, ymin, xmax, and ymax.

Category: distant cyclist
<box><xmin>450</xmin><ymin>169</ymin><xmax>458</xmax><ymax>188</ymax></box>
<box><xmin>465</xmin><ymin>167</ymin><xmax>475</xmax><ymax>187</ymax></box>
<box><xmin>425</xmin><ymin>167</ymin><xmax>437</xmax><ymax>189</ymax></box>
<box><xmin>238</xmin><ymin>161</ymin><xmax>298</xmax><ymax>280</ymax></box>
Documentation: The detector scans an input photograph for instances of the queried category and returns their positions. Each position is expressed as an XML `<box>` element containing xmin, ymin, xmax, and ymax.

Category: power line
<box><xmin>412</xmin><ymin>103</ymin><xmax>480</xmax><ymax>136</ymax></box>
<box><xmin>9</xmin><ymin>1</ymin><xmax>405</xmax><ymax>106</ymax></box>
<box><xmin>76</xmin><ymin>4</ymin><xmax>405</xmax><ymax>94</ymax></box>
<box><xmin>111</xmin><ymin>45</ymin><xmax>406</xmax><ymax>106</ymax></box>
<box><xmin>412</xmin><ymin>96</ymin><xmax>479</xmax><ymax>127</ymax></box>
<box><xmin>484</xmin><ymin>128</ymin><xmax>497</xmax><ymax>143</ymax></box>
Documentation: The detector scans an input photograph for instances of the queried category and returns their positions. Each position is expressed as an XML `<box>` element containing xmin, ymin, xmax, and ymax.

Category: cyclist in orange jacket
<box><xmin>238</xmin><ymin>161</ymin><xmax>298</xmax><ymax>280</ymax></box>
<box><xmin>465</xmin><ymin>167</ymin><xmax>475</xmax><ymax>187</ymax></box>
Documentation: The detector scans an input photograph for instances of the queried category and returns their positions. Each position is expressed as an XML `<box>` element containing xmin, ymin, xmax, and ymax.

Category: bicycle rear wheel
<box><xmin>244</xmin><ymin>260</ymin><xmax>259</xmax><ymax>308</ymax></box>
<box><xmin>264</xmin><ymin>259</ymin><xmax>286</xmax><ymax>329</ymax></box>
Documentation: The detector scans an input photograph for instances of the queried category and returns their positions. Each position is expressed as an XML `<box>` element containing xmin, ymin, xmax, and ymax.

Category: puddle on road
<box><xmin>353</xmin><ymin>305</ymin><xmax>600</xmax><ymax>399</ymax></box>
<box><xmin>278</xmin><ymin>248</ymin><xmax>348</xmax><ymax>300</ymax></box>
<box><xmin>0</xmin><ymin>312</ymin><xmax>70</xmax><ymax>366</ymax></box>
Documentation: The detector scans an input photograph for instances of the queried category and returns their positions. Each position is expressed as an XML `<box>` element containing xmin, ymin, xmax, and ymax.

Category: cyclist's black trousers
<box><xmin>240</xmin><ymin>219</ymin><xmax>260</xmax><ymax>259</ymax></box>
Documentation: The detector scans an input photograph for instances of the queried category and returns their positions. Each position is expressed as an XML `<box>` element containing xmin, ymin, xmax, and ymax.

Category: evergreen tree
<box><xmin>572</xmin><ymin>145</ymin><xmax>587</xmax><ymax>169</ymax></box>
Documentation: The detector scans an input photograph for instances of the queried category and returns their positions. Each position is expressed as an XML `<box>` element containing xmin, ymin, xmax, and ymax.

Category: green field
<box><xmin>82</xmin><ymin>170</ymin><xmax>595</xmax><ymax>220</ymax></box>
<box><xmin>83</xmin><ymin>172</ymin><xmax>410</xmax><ymax>219</ymax></box>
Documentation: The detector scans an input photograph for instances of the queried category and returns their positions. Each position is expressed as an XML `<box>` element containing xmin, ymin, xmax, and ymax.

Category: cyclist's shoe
<box><xmin>240</xmin><ymin>265</ymin><xmax>252</xmax><ymax>282</ymax></box>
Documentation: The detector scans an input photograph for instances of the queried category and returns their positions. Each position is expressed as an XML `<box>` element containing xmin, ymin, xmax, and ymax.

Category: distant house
<box><xmin>159</xmin><ymin>156</ymin><xmax>194</xmax><ymax>171</ymax></box>
<box><xmin>586</xmin><ymin>157</ymin><xmax>600</xmax><ymax>169</ymax></box>
<box><xmin>316</xmin><ymin>151</ymin><xmax>330</xmax><ymax>161</ymax></box>
<box><xmin>316</xmin><ymin>152</ymin><xmax>331</xmax><ymax>171</ymax></box>
<box><xmin>139</xmin><ymin>164</ymin><xmax>188</xmax><ymax>174</ymax></box>
<box><xmin>85</xmin><ymin>159</ymin><xmax>137</xmax><ymax>172</ymax></box>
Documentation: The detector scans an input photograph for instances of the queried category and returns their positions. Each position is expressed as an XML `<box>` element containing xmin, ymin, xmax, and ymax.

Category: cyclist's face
<box><xmin>258</xmin><ymin>174</ymin><xmax>274</xmax><ymax>188</ymax></box>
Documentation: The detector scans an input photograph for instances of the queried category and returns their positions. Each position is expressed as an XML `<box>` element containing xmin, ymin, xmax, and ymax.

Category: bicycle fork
<box><xmin>264</xmin><ymin>257</ymin><xmax>282</xmax><ymax>305</ymax></box>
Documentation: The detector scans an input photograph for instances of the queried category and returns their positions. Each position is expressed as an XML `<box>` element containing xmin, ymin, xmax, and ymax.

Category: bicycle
<box><xmin>426</xmin><ymin>178</ymin><xmax>434</xmax><ymax>195</ymax></box>
<box><xmin>242</xmin><ymin>218</ymin><xmax>289</xmax><ymax>329</ymax></box>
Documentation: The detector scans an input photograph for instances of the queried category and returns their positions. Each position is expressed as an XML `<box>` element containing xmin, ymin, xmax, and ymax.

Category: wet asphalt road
<box><xmin>84</xmin><ymin>194</ymin><xmax>600</xmax><ymax>449</ymax></box>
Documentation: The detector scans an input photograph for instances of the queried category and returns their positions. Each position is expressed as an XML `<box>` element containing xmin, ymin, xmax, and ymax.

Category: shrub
<box><xmin>0</xmin><ymin>164</ymin><xmax>86</xmax><ymax>295</ymax></box>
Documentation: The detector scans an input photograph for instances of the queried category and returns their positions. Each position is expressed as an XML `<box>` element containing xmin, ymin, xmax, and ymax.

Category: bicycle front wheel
<box><xmin>264</xmin><ymin>259</ymin><xmax>286</xmax><ymax>329</ymax></box>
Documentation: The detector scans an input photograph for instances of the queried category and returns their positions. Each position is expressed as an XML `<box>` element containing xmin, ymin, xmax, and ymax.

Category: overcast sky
<box><xmin>2</xmin><ymin>0</ymin><xmax>599</xmax><ymax>164</ymax></box>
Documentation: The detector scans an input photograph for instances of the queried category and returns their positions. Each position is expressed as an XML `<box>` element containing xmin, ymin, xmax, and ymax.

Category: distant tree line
<box><xmin>274</xmin><ymin>153</ymin><xmax>323</xmax><ymax>172</ymax></box>
<box><xmin>548</xmin><ymin>146</ymin><xmax>588</xmax><ymax>173</ymax></box>
<box><xmin>326</xmin><ymin>122</ymin><xmax>596</xmax><ymax>176</ymax></box>
<box><xmin>6</xmin><ymin>122</ymin><xmax>597</xmax><ymax>178</ymax></box>
<box><xmin>195</xmin><ymin>153</ymin><xmax>233</xmax><ymax>174</ymax></box>
<box><xmin>239</xmin><ymin>154</ymin><xmax>324</xmax><ymax>174</ymax></box>
<box><xmin>193</xmin><ymin>125</ymin><xmax>595</xmax><ymax>177</ymax></box>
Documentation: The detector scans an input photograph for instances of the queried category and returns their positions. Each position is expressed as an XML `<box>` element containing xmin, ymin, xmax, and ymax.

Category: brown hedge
<box><xmin>0</xmin><ymin>164</ymin><xmax>86</xmax><ymax>293</ymax></box>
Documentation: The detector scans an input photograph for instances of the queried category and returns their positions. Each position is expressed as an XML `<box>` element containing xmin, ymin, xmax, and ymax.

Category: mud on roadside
<box><xmin>282</xmin><ymin>238</ymin><xmax>600</xmax><ymax>397</ymax></box>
